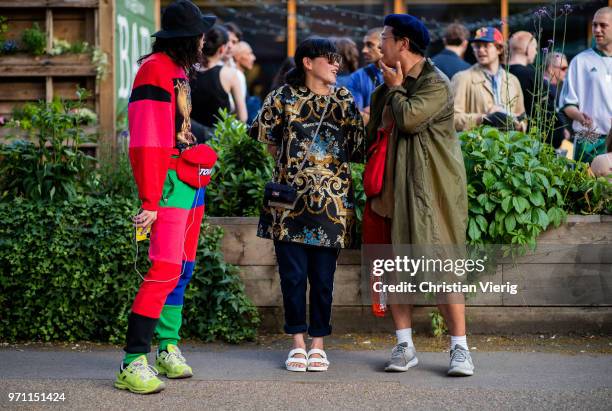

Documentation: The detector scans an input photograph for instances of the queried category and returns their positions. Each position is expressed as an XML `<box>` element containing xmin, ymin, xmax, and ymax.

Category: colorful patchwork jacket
<box><xmin>128</xmin><ymin>52</ymin><xmax>196</xmax><ymax>211</ymax></box>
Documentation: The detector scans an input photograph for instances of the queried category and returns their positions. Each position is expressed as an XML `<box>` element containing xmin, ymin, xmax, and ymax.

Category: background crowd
<box><xmin>197</xmin><ymin>7</ymin><xmax>611</xmax><ymax>172</ymax></box>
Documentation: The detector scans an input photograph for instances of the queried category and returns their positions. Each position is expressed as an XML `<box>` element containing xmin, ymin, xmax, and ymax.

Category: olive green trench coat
<box><xmin>367</xmin><ymin>59</ymin><xmax>468</xmax><ymax>245</ymax></box>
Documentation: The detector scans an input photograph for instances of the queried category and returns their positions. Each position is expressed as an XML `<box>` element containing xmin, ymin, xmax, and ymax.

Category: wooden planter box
<box><xmin>0</xmin><ymin>125</ymin><xmax>98</xmax><ymax>141</ymax></box>
<box><xmin>0</xmin><ymin>54</ymin><xmax>96</xmax><ymax>124</ymax></box>
<box><xmin>208</xmin><ymin>215</ymin><xmax>612</xmax><ymax>334</ymax></box>
<box><xmin>0</xmin><ymin>0</ymin><xmax>113</xmax><ymax>157</ymax></box>
<box><xmin>0</xmin><ymin>54</ymin><xmax>96</xmax><ymax>77</ymax></box>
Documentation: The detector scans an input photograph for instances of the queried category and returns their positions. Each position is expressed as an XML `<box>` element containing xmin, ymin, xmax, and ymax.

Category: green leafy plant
<box><xmin>461</xmin><ymin>127</ymin><xmax>611</xmax><ymax>248</ymax></box>
<box><xmin>429</xmin><ymin>309</ymin><xmax>447</xmax><ymax>337</ymax></box>
<box><xmin>70</xmin><ymin>40</ymin><xmax>90</xmax><ymax>54</ymax></box>
<box><xmin>0</xmin><ymin>90</ymin><xmax>97</xmax><ymax>202</ymax></box>
<box><xmin>92</xmin><ymin>47</ymin><xmax>109</xmax><ymax>81</ymax></box>
<box><xmin>351</xmin><ymin>162</ymin><xmax>366</xmax><ymax>242</ymax></box>
<box><xmin>21</xmin><ymin>22</ymin><xmax>46</xmax><ymax>56</ymax></box>
<box><xmin>49</xmin><ymin>38</ymin><xmax>70</xmax><ymax>55</ymax></box>
<box><xmin>538</xmin><ymin>142</ymin><xmax>611</xmax><ymax>215</ymax></box>
<box><xmin>183</xmin><ymin>221</ymin><xmax>260</xmax><ymax>343</ymax></box>
<box><xmin>0</xmin><ymin>16</ymin><xmax>8</xmax><ymax>43</ymax></box>
<box><xmin>0</xmin><ymin>197</ymin><xmax>259</xmax><ymax>344</ymax></box>
<box><xmin>49</xmin><ymin>38</ymin><xmax>90</xmax><ymax>55</ymax></box>
<box><xmin>574</xmin><ymin>176</ymin><xmax>612</xmax><ymax>215</ymax></box>
<box><xmin>461</xmin><ymin>127</ymin><xmax>567</xmax><ymax>247</ymax></box>
<box><xmin>89</xmin><ymin>131</ymin><xmax>138</xmax><ymax>201</ymax></box>
<box><xmin>206</xmin><ymin>109</ymin><xmax>273</xmax><ymax>216</ymax></box>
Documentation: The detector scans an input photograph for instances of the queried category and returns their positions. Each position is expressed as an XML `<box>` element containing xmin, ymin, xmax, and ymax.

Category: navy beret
<box><xmin>383</xmin><ymin>14</ymin><xmax>430</xmax><ymax>51</ymax></box>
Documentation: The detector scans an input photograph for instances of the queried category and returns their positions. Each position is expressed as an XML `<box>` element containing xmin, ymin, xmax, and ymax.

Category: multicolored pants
<box><xmin>125</xmin><ymin>169</ymin><xmax>205</xmax><ymax>354</ymax></box>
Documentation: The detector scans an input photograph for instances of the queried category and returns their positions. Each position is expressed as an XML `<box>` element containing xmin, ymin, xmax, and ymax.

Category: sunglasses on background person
<box><xmin>315</xmin><ymin>52</ymin><xmax>343</xmax><ymax>65</ymax></box>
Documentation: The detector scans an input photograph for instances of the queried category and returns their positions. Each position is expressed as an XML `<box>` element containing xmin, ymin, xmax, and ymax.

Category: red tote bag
<box><xmin>363</xmin><ymin>126</ymin><xmax>391</xmax><ymax>198</ymax></box>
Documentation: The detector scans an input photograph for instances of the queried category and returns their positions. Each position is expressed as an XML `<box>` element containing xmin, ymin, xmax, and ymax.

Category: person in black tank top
<box><xmin>190</xmin><ymin>65</ymin><xmax>231</xmax><ymax>128</ymax></box>
<box><xmin>190</xmin><ymin>25</ymin><xmax>247</xmax><ymax>141</ymax></box>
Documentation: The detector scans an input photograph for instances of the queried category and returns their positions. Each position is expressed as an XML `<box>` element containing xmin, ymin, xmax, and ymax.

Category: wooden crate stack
<box><xmin>0</xmin><ymin>0</ymin><xmax>114</xmax><ymax>157</ymax></box>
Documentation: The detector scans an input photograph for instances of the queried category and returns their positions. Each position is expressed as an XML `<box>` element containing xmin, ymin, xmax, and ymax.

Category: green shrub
<box><xmin>21</xmin><ymin>23</ymin><xmax>46</xmax><ymax>56</ymax></box>
<box><xmin>429</xmin><ymin>309</ymin><xmax>448</xmax><ymax>337</ymax></box>
<box><xmin>50</xmin><ymin>38</ymin><xmax>90</xmax><ymax>55</ymax></box>
<box><xmin>206</xmin><ymin>110</ymin><xmax>273</xmax><ymax>216</ymax></box>
<box><xmin>0</xmin><ymin>196</ymin><xmax>259</xmax><ymax>343</ymax></box>
<box><xmin>460</xmin><ymin>127</ymin><xmax>611</xmax><ymax>246</ymax></box>
<box><xmin>0</xmin><ymin>16</ymin><xmax>8</xmax><ymax>43</ymax></box>
<box><xmin>182</xmin><ymin>222</ymin><xmax>260</xmax><ymax>343</ymax></box>
<box><xmin>461</xmin><ymin>128</ymin><xmax>565</xmax><ymax>246</ymax></box>
<box><xmin>1</xmin><ymin>92</ymin><xmax>96</xmax><ymax>202</ymax></box>
<box><xmin>549</xmin><ymin>155</ymin><xmax>612</xmax><ymax>216</ymax></box>
<box><xmin>89</xmin><ymin>132</ymin><xmax>139</xmax><ymax>201</ymax></box>
<box><xmin>351</xmin><ymin>162</ymin><xmax>366</xmax><ymax>241</ymax></box>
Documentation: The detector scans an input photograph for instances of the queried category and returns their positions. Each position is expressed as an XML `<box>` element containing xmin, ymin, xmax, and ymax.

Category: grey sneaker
<box><xmin>448</xmin><ymin>344</ymin><xmax>474</xmax><ymax>376</ymax></box>
<box><xmin>384</xmin><ymin>342</ymin><xmax>419</xmax><ymax>372</ymax></box>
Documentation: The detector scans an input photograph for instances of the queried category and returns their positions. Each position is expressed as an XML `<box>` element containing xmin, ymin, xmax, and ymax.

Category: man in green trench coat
<box><xmin>365</xmin><ymin>14</ymin><xmax>475</xmax><ymax>376</ymax></box>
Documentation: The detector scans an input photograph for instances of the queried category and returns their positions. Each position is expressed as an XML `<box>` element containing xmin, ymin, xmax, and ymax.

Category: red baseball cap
<box><xmin>471</xmin><ymin>27</ymin><xmax>504</xmax><ymax>45</ymax></box>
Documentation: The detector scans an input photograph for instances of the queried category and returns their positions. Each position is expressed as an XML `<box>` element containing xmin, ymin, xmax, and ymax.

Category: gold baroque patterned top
<box><xmin>249</xmin><ymin>85</ymin><xmax>365</xmax><ymax>248</ymax></box>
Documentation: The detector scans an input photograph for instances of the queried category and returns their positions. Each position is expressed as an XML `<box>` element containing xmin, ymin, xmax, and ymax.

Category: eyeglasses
<box><xmin>315</xmin><ymin>52</ymin><xmax>343</xmax><ymax>65</ymax></box>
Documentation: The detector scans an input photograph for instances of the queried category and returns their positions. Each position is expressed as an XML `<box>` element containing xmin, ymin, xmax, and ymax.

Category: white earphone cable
<box><xmin>133</xmin><ymin>163</ymin><xmax>203</xmax><ymax>284</ymax></box>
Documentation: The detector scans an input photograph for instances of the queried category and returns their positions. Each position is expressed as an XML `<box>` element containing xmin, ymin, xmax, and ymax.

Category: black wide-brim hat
<box><xmin>153</xmin><ymin>0</ymin><xmax>216</xmax><ymax>39</ymax></box>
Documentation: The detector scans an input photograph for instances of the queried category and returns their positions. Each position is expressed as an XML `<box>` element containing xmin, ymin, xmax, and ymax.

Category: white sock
<box><xmin>396</xmin><ymin>328</ymin><xmax>414</xmax><ymax>348</ymax></box>
<box><xmin>450</xmin><ymin>335</ymin><xmax>468</xmax><ymax>350</ymax></box>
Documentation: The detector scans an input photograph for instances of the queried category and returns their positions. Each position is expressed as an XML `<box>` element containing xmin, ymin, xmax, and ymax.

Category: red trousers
<box><xmin>362</xmin><ymin>200</ymin><xmax>392</xmax><ymax>245</ymax></box>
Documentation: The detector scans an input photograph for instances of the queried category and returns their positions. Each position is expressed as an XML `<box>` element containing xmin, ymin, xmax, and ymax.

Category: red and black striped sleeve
<box><xmin>128</xmin><ymin>59</ymin><xmax>175</xmax><ymax>211</ymax></box>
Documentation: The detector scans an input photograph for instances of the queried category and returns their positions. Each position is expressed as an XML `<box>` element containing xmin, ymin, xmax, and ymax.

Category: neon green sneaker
<box><xmin>155</xmin><ymin>344</ymin><xmax>193</xmax><ymax>379</ymax></box>
<box><xmin>114</xmin><ymin>356</ymin><xmax>165</xmax><ymax>394</ymax></box>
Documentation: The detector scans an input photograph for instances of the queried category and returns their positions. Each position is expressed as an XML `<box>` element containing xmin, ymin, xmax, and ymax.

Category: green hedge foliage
<box><xmin>0</xmin><ymin>93</ymin><xmax>96</xmax><ymax>203</ymax></box>
<box><xmin>0</xmin><ymin>196</ymin><xmax>259</xmax><ymax>343</ymax></box>
<box><xmin>206</xmin><ymin>109</ymin><xmax>274</xmax><ymax>217</ymax></box>
<box><xmin>460</xmin><ymin>127</ymin><xmax>611</xmax><ymax>246</ymax></box>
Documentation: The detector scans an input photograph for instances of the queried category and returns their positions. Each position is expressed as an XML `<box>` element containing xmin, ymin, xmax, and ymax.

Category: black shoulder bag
<box><xmin>264</xmin><ymin>96</ymin><xmax>330</xmax><ymax>210</ymax></box>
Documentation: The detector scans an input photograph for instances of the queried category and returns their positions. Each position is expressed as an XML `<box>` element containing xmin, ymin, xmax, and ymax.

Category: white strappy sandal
<box><xmin>285</xmin><ymin>348</ymin><xmax>308</xmax><ymax>372</ymax></box>
<box><xmin>307</xmin><ymin>348</ymin><xmax>330</xmax><ymax>372</ymax></box>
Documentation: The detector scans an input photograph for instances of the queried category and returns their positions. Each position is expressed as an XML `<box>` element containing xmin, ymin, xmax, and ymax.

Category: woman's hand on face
<box><xmin>380</xmin><ymin>61</ymin><xmax>404</xmax><ymax>88</ymax></box>
<box><xmin>134</xmin><ymin>209</ymin><xmax>158</xmax><ymax>228</ymax></box>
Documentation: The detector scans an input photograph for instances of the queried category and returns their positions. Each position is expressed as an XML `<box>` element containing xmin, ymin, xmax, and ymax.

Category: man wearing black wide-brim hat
<box><xmin>115</xmin><ymin>0</ymin><xmax>216</xmax><ymax>395</ymax></box>
<box><xmin>364</xmin><ymin>14</ymin><xmax>474</xmax><ymax>377</ymax></box>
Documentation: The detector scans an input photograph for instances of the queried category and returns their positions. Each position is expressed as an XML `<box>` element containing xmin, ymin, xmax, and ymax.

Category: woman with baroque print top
<box><xmin>250</xmin><ymin>37</ymin><xmax>365</xmax><ymax>372</ymax></box>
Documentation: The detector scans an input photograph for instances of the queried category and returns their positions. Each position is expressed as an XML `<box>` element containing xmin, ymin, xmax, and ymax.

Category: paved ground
<box><xmin>1</xmin><ymin>336</ymin><xmax>611</xmax><ymax>410</ymax></box>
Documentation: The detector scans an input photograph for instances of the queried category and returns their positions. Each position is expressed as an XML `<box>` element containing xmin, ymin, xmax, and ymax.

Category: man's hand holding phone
<box><xmin>134</xmin><ymin>209</ymin><xmax>157</xmax><ymax>228</ymax></box>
